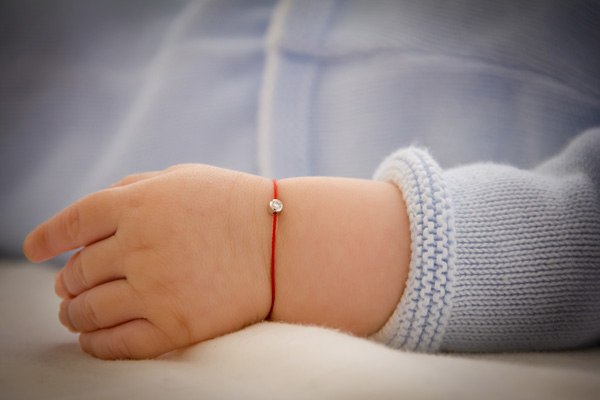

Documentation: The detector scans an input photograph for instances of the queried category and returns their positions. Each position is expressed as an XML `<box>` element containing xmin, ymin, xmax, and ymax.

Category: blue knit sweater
<box><xmin>372</xmin><ymin>130</ymin><xmax>600</xmax><ymax>352</ymax></box>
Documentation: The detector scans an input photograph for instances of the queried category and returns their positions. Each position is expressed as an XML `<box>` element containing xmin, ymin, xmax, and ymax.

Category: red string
<box><xmin>267</xmin><ymin>179</ymin><xmax>278</xmax><ymax>320</ymax></box>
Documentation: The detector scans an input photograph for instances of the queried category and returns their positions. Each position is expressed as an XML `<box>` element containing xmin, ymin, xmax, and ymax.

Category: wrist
<box><xmin>227</xmin><ymin>173</ymin><xmax>273</xmax><ymax>325</ymax></box>
<box><xmin>269</xmin><ymin>177</ymin><xmax>410</xmax><ymax>336</ymax></box>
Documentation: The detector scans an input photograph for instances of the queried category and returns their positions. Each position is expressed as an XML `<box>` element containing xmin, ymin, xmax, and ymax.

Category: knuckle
<box><xmin>72</xmin><ymin>251</ymin><xmax>90</xmax><ymax>291</ymax></box>
<box><xmin>80</xmin><ymin>294</ymin><xmax>101</xmax><ymax>331</ymax></box>
<box><xmin>125</xmin><ymin>185</ymin><xmax>144</xmax><ymax>210</ymax></box>
<box><xmin>62</xmin><ymin>251</ymin><xmax>88</xmax><ymax>296</ymax></box>
<box><xmin>120</xmin><ymin>175</ymin><xmax>136</xmax><ymax>186</ymax></box>
<box><xmin>110</xmin><ymin>331</ymin><xmax>132</xmax><ymax>359</ymax></box>
<box><xmin>63</xmin><ymin>204</ymin><xmax>81</xmax><ymax>244</ymax></box>
<box><xmin>157</xmin><ymin>297</ymin><xmax>192</xmax><ymax>347</ymax></box>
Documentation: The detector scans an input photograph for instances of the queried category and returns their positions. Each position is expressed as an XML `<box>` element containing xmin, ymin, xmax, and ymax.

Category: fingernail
<box><xmin>59</xmin><ymin>301</ymin><xmax>75</xmax><ymax>333</ymax></box>
<box><xmin>23</xmin><ymin>234</ymin><xmax>35</xmax><ymax>261</ymax></box>
<box><xmin>54</xmin><ymin>271</ymin><xmax>69</xmax><ymax>299</ymax></box>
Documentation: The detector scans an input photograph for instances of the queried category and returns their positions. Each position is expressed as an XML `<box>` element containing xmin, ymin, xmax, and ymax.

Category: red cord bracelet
<box><xmin>267</xmin><ymin>179</ymin><xmax>282</xmax><ymax>320</ymax></box>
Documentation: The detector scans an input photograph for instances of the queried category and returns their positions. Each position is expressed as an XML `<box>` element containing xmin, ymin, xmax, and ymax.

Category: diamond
<box><xmin>270</xmin><ymin>199</ymin><xmax>283</xmax><ymax>214</ymax></box>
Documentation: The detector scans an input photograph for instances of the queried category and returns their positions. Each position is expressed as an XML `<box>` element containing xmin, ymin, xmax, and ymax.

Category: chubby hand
<box><xmin>23</xmin><ymin>165</ymin><xmax>272</xmax><ymax>359</ymax></box>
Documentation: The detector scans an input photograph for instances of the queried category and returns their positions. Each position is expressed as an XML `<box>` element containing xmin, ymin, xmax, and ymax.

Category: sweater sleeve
<box><xmin>371</xmin><ymin>129</ymin><xmax>600</xmax><ymax>352</ymax></box>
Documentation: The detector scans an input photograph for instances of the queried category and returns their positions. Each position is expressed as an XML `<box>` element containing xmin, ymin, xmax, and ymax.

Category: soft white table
<box><xmin>1</xmin><ymin>260</ymin><xmax>599</xmax><ymax>400</ymax></box>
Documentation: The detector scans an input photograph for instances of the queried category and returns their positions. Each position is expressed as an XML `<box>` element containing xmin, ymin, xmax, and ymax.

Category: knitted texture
<box><xmin>373</xmin><ymin>130</ymin><xmax>600</xmax><ymax>352</ymax></box>
<box><xmin>371</xmin><ymin>148</ymin><xmax>456</xmax><ymax>352</ymax></box>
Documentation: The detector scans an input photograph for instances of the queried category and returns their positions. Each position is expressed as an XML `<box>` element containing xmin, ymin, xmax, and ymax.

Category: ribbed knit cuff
<box><xmin>372</xmin><ymin>135</ymin><xmax>600</xmax><ymax>352</ymax></box>
<box><xmin>371</xmin><ymin>148</ymin><xmax>456</xmax><ymax>352</ymax></box>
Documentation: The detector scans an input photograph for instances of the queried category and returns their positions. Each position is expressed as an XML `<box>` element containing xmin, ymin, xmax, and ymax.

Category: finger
<box><xmin>108</xmin><ymin>164</ymin><xmax>190</xmax><ymax>189</ymax></box>
<box><xmin>60</xmin><ymin>279</ymin><xmax>144</xmax><ymax>333</ymax></box>
<box><xmin>108</xmin><ymin>171</ymin><xmax>162</xmax><ymax>189</ymax></box>
<box><xmin>79</xmin><ymin>319</ymin><xmax>175</xmax><ymax>360</ymax></box>
<box><xmin>55</xmin><ymin>236</ymin><xmax>125</xmax><ymax>299</ymax></box>
<box><xmin>23</xmin><ymin>188</ymin><xmax>123</xmax><ymax>262</ymax></box>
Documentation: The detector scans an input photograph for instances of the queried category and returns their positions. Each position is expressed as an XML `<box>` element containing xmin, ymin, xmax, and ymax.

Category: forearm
<box><xmin>268</xmin><ymin>177</ymin><xmax>411</xmax><ymax>337</ymax></box>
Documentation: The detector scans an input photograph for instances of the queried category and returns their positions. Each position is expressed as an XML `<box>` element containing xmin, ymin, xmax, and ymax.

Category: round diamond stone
<box><xmin>270</xmin><ymin>199</ymin><xmax>283</xmax><ymax>214</ymax></box>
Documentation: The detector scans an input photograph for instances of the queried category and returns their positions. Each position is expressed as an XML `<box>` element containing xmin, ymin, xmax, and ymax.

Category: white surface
<box><xmin>1</xmin><ymin>260</ymin><xmax>599</xmax><ymax>399</ymax></box>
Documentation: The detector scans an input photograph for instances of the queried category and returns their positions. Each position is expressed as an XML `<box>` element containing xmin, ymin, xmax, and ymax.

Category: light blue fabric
<box><xmin>261</xmin><ymin>0</ymin><xmax>600</xmax><ymax>178</ymax></box>
<box><xmin>3</xmin><ymin>0</ymin><xmax>600</xmax><ymax>254</ymax></box>
<box><xmin>373</xmin><ymin>130</ymin><xmax>600</xmax><ymax>352</ymax></box>
<box><xmin>0</xmin><ymin>0</ymin><xmax>274</xmax><ymax>254</ymax></box>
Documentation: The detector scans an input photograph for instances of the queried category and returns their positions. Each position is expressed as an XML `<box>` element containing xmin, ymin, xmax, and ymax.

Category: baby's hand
<box><xmin>23</xmin><ymin>165</ymin><xmax>273</xmax><ymax>359</ymax></box>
